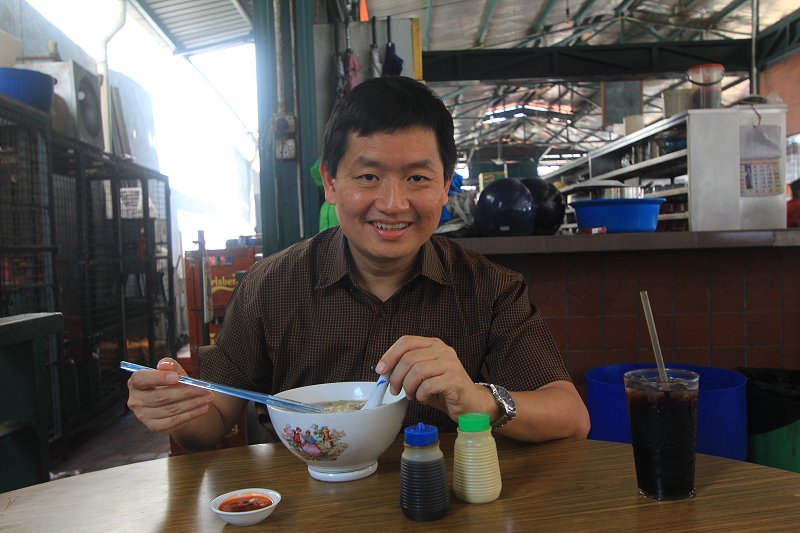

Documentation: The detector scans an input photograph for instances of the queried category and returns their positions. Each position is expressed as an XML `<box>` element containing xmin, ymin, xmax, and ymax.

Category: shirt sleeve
<box><xmin>483</xmin><ymin>270</ymin><xmax>571</xmax><ymax>391</ymax></box>
<box><xmin>199</xmin><ymin>263</ymin><xmax>273</xmax><ymax>392</ymax></box>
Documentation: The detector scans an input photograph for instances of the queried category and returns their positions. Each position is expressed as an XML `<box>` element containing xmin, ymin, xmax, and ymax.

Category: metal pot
<box><xmin>563</xmin><ymin>180</ymin><xmax>643</xmax><ymax>203</ymax></box>
<box><xmin>590</xmin><ymin>186</ymin><xmax>643</xmax><ymax>200</ymax></box>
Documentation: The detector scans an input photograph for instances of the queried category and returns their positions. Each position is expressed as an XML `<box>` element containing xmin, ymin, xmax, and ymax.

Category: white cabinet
<box><xmin>546</xmin><ymin>105</ymin><xmax>788</xmax><ymax>232</ymax></box>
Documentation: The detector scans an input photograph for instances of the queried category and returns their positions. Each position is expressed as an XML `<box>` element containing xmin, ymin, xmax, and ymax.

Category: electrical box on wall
<box><xmin>272</xmin><ymin>113</ymin><xmax>296</xmax><ymax>160</ymax></box>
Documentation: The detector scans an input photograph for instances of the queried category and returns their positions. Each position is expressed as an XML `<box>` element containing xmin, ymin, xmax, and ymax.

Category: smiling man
<box><xmin>127</xmin><ymin>77</ymin><xmax>589</xmax><ymax>450</ymax></box>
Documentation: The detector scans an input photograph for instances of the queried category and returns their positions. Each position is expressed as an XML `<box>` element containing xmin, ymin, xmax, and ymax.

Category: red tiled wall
<box><xmin>760</xmin><ymin>51</ymin><xmax>800</xmax><ymax>136</ymax></box>
<box><xmin>490</xmin><ymin>247</ymin><xmax>800</xmax><ymax>392</ymax></box>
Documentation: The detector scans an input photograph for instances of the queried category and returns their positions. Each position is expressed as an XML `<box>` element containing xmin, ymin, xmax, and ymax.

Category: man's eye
<box><xmin>358</xmin><ymin>174</ymin><xmax>379</xmax><ymax>182</ymax></box>
<box><xmin>408</xmin><ymin>175</ymin><xmax>429</xmax><ymax>183</ymax></box>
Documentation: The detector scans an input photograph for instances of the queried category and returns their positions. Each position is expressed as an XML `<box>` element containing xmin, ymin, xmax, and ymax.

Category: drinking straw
<box><xmin>639</xmin><ymin>290</ymin><xmax>669</xmax><ymax>384</ymax></box>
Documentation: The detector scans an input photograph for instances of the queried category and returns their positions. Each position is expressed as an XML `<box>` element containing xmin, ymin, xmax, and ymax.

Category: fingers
<box><xmin>128</xmin><ymin>362</ymin><xmax>179</xmax><ymax>390</ymax></box>
<box><xmin>156</xmin><ymin>357</ymin><xmax>188</xmax><ymax>379</ymax></box>
<box><xmin>126</xmin><ymin>359</ymin><xmax>213</xmax><ymax>435</ymax></box>
<box><xmin>376</xmin><ymin>335</ymin><xmax>437</xmax><ymax>395</ymax></box>
<box><xmin>377</xmin><ymin>336</ymin><xmax>475</xmax><ymax>417</ymax></box>
<box><xmin>134</xmin><ymin>399</ymin><xmax>212</xmax><ymax>434</ymax></box>
<box><xmin>393</xmin><ymin>348</ymin><xmax>446</xmax><ymax>399</ymax></box>
<box><xmin>376</xmin><ymin>335</ymin><xmax>436</xmax><ymax>376</ymax></box>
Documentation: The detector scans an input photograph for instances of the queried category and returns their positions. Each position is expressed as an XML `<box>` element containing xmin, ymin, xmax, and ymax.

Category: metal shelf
<box><xmin>545</xmin><ymin>112</ymin><xmax>688</xmax><ymax>183</ymax></box>
<box><xmin>644</xmin><ymin>186</ymin><xmax>689</xmax><ymax>198</ymax></box>
<box><xmin>591</xmin><ymin>149</ymin><xmax>688</xmax><ymax>182</ymax></box>
<box><xmin>658</xmin><ymin>213</ymin><xmax>690</xmax><ymax>221</ymax></box>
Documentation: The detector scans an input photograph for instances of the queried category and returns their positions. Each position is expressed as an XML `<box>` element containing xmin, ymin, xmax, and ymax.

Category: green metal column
<box><xmin>295</xmin><ymin>0</ymin><xmax>322</xmax><ymax>238</ymax></box>
<box><xmin>254</xmin><ymin>0</ymin><xmax>320</xmax><ymax>256</ymax></box>
<box><xmin>254</xmin><ymin>0</ymin><xmax>288</xmax><ymax>256</ymax></box>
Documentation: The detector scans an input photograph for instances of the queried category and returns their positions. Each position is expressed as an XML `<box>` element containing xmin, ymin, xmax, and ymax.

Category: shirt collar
<box><xmin>314</xmin><ymin>228</ymin><xmax>452</xmax><ymax>290</ymax></box>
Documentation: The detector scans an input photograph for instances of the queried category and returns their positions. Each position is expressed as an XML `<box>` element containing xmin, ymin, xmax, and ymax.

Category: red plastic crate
<box><xmin>178</xmin><ymin>246</ymin><xmax>258</xmax><ymax>453</ymax></box>
<box><xmin>185</xmin><ymin>247</ymin><xmax>257</xmax><ymax>314</ymax></box>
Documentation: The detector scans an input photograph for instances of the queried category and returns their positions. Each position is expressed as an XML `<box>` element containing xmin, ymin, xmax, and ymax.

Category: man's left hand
<box><xmin>375</xmin><ymin>335</ymin><xmax>496</xmax><ymax>422</ymax></box>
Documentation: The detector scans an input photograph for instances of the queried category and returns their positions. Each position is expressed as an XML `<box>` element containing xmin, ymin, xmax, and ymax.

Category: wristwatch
<box><xmin>477</xmin><ymin>383</ymin><xmax>516</xmax><ymax>429</ymax></box>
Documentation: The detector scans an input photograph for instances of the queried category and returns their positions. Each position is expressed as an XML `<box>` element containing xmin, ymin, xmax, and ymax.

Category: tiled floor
<box><xmin>49</xmin><ymin>345</ymin><xmax>188</xmax><ymax>477</ymax></box>
<box><xmin>50</xmin><ymin>404</ymin><xmax>169</xmax><ymax>477</ymax></box>
<box><xmin>50</xmin><ymin>408</ymin><xmax>171</xmax><ymax>477</ymax></box>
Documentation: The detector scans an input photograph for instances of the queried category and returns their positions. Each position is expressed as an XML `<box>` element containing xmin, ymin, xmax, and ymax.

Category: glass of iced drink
<box><xmin>624</xmin><ymin>368</ymin><xmax>699</xmax><ymax>500</ymax></box>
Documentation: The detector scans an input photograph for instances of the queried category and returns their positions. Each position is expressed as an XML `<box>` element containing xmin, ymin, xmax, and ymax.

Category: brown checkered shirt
<box><xmin>202</xmin><ymin>227</ymin><xmax>570</xmax><ymax>432</ymax></box>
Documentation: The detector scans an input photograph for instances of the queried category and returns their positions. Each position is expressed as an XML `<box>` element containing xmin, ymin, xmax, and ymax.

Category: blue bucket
<box><xmin>570</xmin><ymin>198</ymin><xmax>665</xmax><ymax>233</ymax></box>
<box><xmin>585</xmin><ymin>363</ymin><xmax>747</xmax><ymax>461</ymax></box>
<box><xmin>0</xmin><ymin>68</ymin><xmax>54</xmax><ymax>114</ymax></box>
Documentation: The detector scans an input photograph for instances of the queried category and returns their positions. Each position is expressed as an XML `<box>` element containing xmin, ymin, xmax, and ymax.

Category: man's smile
<box><xmin>373</xmin><ymin>222</ymin><xmax>411</xmax><ymax>230</ymax></box>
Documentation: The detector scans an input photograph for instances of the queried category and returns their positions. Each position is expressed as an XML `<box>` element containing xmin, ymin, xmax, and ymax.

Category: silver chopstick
<box><xmin>119</xmin><ymin>361</ymin><xmax>323</xmax><ymax>413</ymax></box>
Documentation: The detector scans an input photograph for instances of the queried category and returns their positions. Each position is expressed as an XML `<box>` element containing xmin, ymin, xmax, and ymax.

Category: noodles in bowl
<box><xmin>315</xmin><ymin>400</ymin><xmax>366</xmax><ymax>412</ymax></box>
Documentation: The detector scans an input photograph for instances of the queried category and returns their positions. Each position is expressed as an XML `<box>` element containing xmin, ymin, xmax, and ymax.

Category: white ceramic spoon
<box><xmin>361</xmin><ymin>373</ymin><xmax>391</xmax><ymax>410</ymax></box>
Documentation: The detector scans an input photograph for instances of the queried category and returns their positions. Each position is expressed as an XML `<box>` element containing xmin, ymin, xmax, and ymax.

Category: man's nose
<box><xmin>377</xmin><ymin>179</ymin><xmax>409</xmax><ymax>211</ymax></box>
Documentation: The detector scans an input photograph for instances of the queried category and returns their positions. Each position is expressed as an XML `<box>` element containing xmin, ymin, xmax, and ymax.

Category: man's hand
<box><xmin>375</xmin><ymin>335</ymin><xmax>497</xmax><ymax>423</ymax></box>
<box><xmin>126</xmin><ymin>358</ymin><xmax>214</xmax><ymax>434</ymax></box>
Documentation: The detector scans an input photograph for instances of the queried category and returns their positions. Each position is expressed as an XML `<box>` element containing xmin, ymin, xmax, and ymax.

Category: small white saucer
<box><xmin>308</xmin><ymin>461</ymin><xmax>378</xmax><ymax>482</ymax></box>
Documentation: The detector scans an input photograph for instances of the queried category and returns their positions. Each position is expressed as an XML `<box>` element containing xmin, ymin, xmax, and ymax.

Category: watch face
<box><xmin>495</xmin><ymin>385</ymin><xmax>515</xmax><ymax>411</ymax></box>
<box><xmin>490</xmin><ymin>384</ymin><xmax>516</xmax><ymax>429</ymax></box>
<box><xmin>478</xmin><ymin>383</ymin><xmax>516</xmax><ymax>428</ymax></box>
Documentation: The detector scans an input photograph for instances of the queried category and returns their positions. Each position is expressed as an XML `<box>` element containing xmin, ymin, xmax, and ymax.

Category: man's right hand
<box><xmin>126</xmin><ymin>358</ymin><xmax>214</xmax><ymax>435</ymax></box>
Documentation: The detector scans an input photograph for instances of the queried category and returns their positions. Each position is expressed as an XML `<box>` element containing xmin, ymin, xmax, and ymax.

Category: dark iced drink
<box><xmin>625</xmin><ymin>368</ymin><xmax>699</xmax><ymax>500</ymax></box>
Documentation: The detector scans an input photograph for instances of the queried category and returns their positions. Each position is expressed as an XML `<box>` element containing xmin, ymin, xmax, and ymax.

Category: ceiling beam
<box><xmin>422</xmin><ymin>40</ymin><xmax>752</xmax><ymax>82</ymax></box>
<box><xmin>423</xmin><ymin>0</ymin><xmax>432</xmax><ymax>50</ymax></box>
<box><xmin>613</xmin><ymin>0</ymin><xmax>638</xmax><ymax>17</ymax></box>
<box><xmin>758</xmin><ymin>6</ymin><xmax>800</xmax><ymax>67</ymax></box>
<box><xmin>553</xmin><ymin>16</ymin><xmax>612</xmax><ymax>46</ymax></box>
<box><xmin>475</xmin><ymin>0</ymin><xmax>498</xmax><ymax>48</ymax></box>
<box><xmin>573</xmin><ymin>0</ymin><xmax>600</xmax><ymax>27</ymax></box>
<box><xmin>618</xmin><ymin>16</ymin><xmax>668</xmax><ymax>42</ymax></box>
<box><xmin>708</xmin><ymin>0</ymin><xmax>750</xmax><ymax>26</ymax></box>
<box><xmin>530</xmin><ymin>0</ymin><xmax>559</xmax><ymax>34</ymax></box>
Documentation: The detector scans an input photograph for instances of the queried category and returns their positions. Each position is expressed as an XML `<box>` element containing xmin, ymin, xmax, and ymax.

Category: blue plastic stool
<box><xmin>585</xmin><ymin>363</ymin><xmax>747</xmax><ymax>461</ymax></box>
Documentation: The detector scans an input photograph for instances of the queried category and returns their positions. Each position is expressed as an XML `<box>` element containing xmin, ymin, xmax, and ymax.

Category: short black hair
<box><xmin>321</xmin><ymin>76</ymin><xmax>456</xmax><ymax>181</ymax></box>
<box><xmin>791</xmin><ymin>180</ymin><xmax>800</xmax><ymax>197</ymax></box>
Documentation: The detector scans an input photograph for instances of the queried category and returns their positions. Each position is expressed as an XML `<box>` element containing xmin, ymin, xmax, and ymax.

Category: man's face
<box><xmin>321</xmin><ymin>126</ymin><xmax>451</xmax><ymax>270</ymax></box>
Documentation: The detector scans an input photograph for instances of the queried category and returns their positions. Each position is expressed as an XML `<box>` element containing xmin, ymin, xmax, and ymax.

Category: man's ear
<box><xmin>320</xmin><ymin>162</ymin><xmax>337</xmax><ymax>205</ymax></box>
<box><xmin>442</xmin><ymin>170</ymin><xmax>454</xmax><ymax>206</ymax></box>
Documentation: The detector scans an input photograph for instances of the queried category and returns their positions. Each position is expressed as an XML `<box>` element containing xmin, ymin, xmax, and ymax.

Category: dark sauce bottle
<box><xmin>400</xmin><ymin>423</ymin><xmax>450</xmax><ymax>522</ymax></box>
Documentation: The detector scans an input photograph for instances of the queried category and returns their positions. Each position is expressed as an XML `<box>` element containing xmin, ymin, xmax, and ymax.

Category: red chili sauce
<box><xmin>219</xmin><ymin>493</ymin><xmax>273</xmax><ymax>513</ymax></box>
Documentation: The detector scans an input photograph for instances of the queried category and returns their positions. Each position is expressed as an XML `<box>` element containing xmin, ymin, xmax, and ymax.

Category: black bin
<box><xmin>738</xmin><ymin>368</ymin><xmax>800</xmax><ymax>473</ymax></box>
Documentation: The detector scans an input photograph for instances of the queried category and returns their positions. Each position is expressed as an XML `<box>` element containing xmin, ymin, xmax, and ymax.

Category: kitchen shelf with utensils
<box><xmin>545</xmin><ymin>105</ymin><xmax>788</xmax><ymax>232</ymax></box>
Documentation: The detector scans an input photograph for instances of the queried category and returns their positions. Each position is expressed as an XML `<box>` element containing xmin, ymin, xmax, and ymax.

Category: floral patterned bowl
<box><xmin>267</xmin><ymin>381</ymin><xmax>408</xmax><ymax>482</ymax></box>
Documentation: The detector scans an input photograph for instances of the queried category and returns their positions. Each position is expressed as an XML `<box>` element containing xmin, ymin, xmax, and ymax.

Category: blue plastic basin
<box><xmin>0</xmin><ymin>68</ymin><xmax>54</xmax><ymax>114</ymax></box>
<box><xmin>585</xmin><ymin>363</ymin><xmax>748</xmax><ymax>461</ymax></box>
<box><xmin>571</xmin><ymin>198</ymin><xmax>665</xmax><ymax>233</ymax></box>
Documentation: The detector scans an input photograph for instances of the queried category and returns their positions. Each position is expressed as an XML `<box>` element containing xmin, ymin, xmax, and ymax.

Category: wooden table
<box><xmin>3</xmin><ymin>435</ymin><xmax>800</xmax><ymax>532</ymax></box>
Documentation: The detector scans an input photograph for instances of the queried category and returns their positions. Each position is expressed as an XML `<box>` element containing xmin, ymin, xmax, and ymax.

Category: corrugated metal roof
<box><xmin>364</xmin><ymin>0</ymin><xmax>800</xmax><ymax>157</ymax></box>
<box><xmin>129</xmin><ymin>0</ymin><xmax>800</xmax><ymax>158</ymax></box>
<box><xmin>130</xmin><ymin>0</ymin><xmax>254</xmax><ymax>55</ymax></box>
